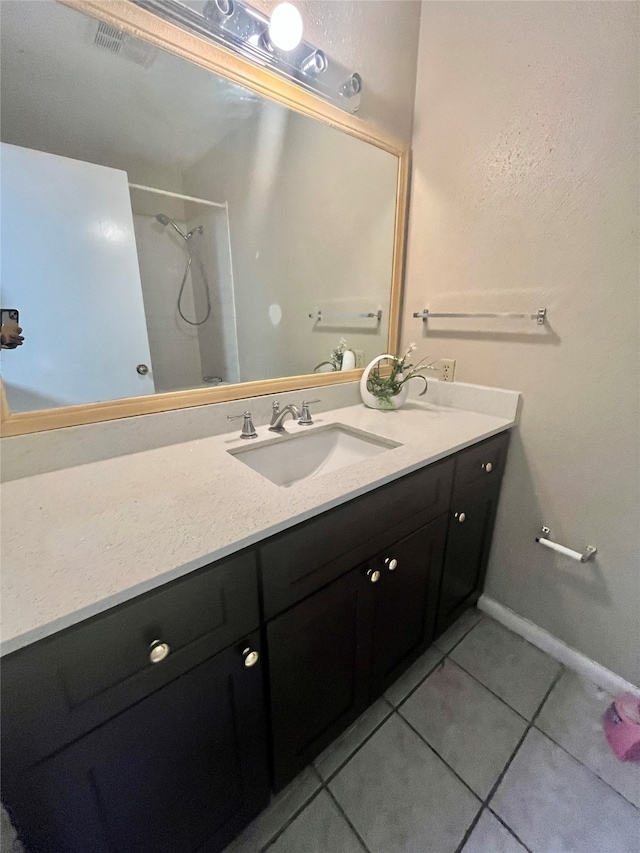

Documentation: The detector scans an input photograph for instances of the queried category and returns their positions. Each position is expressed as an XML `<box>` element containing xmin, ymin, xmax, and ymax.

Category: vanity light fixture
<box><xmin>268</xmin><ymin>3</ymin><xmax>303</xmax><ymax>52</ymax></box>
<box><xmin>132</xmin><ymin>0</ymin><xmax>362</xmax><ymax>112</ymax></box>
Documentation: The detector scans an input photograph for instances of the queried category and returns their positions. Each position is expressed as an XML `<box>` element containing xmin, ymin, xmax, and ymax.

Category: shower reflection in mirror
<box><xmin>127</xmin><ymin>184</ymin><xmax>239</xmax><ymax>396</ymax></box>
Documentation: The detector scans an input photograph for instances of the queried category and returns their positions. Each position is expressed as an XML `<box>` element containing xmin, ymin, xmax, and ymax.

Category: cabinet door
<box><xmin>268</xmin><ymin>569</ymin><xmax>374</xmax><ymax>790</ymax></box>
<box><xmin>436</xmin><ymin>477</ymin><xmax>503</xmax><ymax>636</ymax></box>
<box><xmin>2</xmin><ymin>549</ymin><xmax>259</xmax><ymax>770</ymax></box>
<box><xmin>369</xmin><ymin>516</ymin><xmax>447</xmax><ymax>698</ymax></box>
<box><xmin>260</xmin><ymin>457</ymin><xmax>454</xmax><ymax>619</ymax></box>
<box><xmin>3</xmin><ymin>633</ymin><xmax>269</xmax><ymax>853</ymax></box>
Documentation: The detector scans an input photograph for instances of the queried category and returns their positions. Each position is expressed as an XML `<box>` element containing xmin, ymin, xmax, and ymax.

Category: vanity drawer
<box><xmin>260</xmin><ymin>457</ymin><xmax>454</xmax><ymax>619</ymax></box>
<box><xmin>1</xmin><ymin>549</ymin><xmax>259</xmax><ymax>771</ymax></box>
<box><xmin>452</xmin><ymin>431</ymin><xmax>510</xmax><ymax>500</ymax></box>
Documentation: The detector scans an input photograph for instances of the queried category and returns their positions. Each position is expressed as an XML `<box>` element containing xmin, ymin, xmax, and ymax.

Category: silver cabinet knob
<box><xmin>482</xmin><ymin>461</ymin><xmax>493</xmax><ymax>473</ymax></box>
<box><xmin>149</xmin><ymin>640</ymin><xmax>170</xmax><ymax>664</ymax></box>
<box><xmin>136</xmin><ymin>364</ymin><xmax>149</xmax><ymax>375</ymax></box>
<box><xmin>455</xmin><ymin>512</ymin><xmax>466</xmax><ymax>523</ymax></box>
<box><xmin>367</xmin><ymin>568</ymin><xmax>381</xmax><ymax>583</ymax></box>
<box><xmin>385</xmin><ymin>557</ymin><xmax>398</xmax><ymax>571</ymax></box>
<box><xmin>243</xmin><ymin>649</ymin><xmax>259</xmax><ymax>667</ymax></box>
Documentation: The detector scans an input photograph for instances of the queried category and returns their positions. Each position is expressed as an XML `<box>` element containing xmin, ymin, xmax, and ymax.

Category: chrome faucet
<box><xmin>269</xmin><ymin>403</ymin><xmax>301</xmax><ymax>432</ymax></box>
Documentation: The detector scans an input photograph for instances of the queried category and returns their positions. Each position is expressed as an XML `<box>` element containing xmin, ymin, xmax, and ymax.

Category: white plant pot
<box><xmin>360</xmin><ymin>354</ymin><xmax>410</xmax><ymax>410</ymax></box>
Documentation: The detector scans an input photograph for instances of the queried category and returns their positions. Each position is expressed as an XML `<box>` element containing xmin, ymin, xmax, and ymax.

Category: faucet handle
<box><xmin>298</xmin><ymin>399</ymin><xmax>321</xmax><ymax>426</ymax></box>
<box><xmin>227</xmin><ymin>411</ymin><xmax>258</xmax><ymax>439</ymax></box>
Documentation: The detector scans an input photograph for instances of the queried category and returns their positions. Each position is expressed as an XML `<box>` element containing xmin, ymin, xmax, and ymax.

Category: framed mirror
<box><xmin>0</xmin><ymin>0</ymin><xmax>408</xmax><ymax>435</ymax></box>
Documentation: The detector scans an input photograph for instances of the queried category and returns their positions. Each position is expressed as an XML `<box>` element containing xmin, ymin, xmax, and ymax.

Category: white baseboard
<box><xmin>478</xmin><ymin>595</ymin><xmax>640</xmax><ymax>698</ymax></box>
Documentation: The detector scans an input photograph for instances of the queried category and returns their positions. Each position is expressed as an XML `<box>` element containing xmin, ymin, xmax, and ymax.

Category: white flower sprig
<box><xmin>315</xmin><ymin>337</ymin><xmax>350</xmax><ymax>372</ymax></box>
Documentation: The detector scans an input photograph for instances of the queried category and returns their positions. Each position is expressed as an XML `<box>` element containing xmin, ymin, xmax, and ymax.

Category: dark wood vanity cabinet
<box><xmin>1</xmin><ymin>431</ymin><xmax>510</xmax><ymax>849</ymax></box>
<box><xmin>267</xmin><ymin>517</ymin><xmax>448</xmax><ymax>790</ymax></box>
<box><xmin>1</xmin><ymin>551</ymin><xmax>271</xmax><ymax>853</ymax></box>
<box><xmin>262</xmin><ymin>459</ymin><xmax>457</xmax><ymax>790</ymax></box>
<box><xmin>435</xmin><ymin>431</ymin><xmax>510</xmax><ymax>635</ymax></box>
<box><xmin>267</xmin><ymin>567</ymin><xmax>374</xmax><ymax>790</ymax></box>
<box><xmin>369</xmin><ymin>515</ymin><xmax>448</xmax><ymax>698</ymax></box>
<box><xmin>265</xmin><ymin>432</ymin><xmax>509</xmax><ymax>789</ymax></box>
<box><xmin>3</xmin><ymin>636</ymin><xmax>270</xmax><ymax>853</ymax></box>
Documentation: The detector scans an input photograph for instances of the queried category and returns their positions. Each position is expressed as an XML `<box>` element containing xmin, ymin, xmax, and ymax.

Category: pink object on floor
<box><xmin>602</xmin><ymin>693</ymin><xmax>640</xmax><ymax>761</ymax></box>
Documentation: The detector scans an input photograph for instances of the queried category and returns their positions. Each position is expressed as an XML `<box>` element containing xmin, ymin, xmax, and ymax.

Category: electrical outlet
<box><xmin>354</xmin><ymin>350</ymin><xmax>365</xmax><ymax>369</ymax></box>
<box><xmin>440</xmin><ymin>358</ymin><xmax>456</xmax><ymax>382</ymax></box>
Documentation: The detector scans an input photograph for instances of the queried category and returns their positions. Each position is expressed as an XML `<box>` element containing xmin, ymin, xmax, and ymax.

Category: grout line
<box><xmin>261</xmin><ymin>764</ymin><xmax>374</xmax><ymax>853</ymax></box>
<box><xmin>432</xmin><ymin>610</ymin><xmax>485</xmax><ymax>657</ymax></box>
<box><xmin>530</xmin><ymin>724</ymin><xmax>640</xmax><ymax>811</ymax></box>
<box><xmin>318</xmin><ymin>703</ymin><xmax>395</xmax><ymax>786</ymax></box>
<box><xmin>325</xmin><ymin>786</ymin><xmax>374</xmax><ymax>853</ymax></box>
<box><xmin>392</xmin><ymin>652</ymin><xmax>446</xmax><ymax>710</ymax></box>
<box><xmin>447</xmin><ymin>658</ymin><xmax>531</xmax><ymax>723</ymax></box>
<box><xmin>452</xmin><ymin>803</ymin><xmax>485</xmax><ymax>853</ymax></box>
<box><xmin>259</xmin><ymin>777</ymin><xmax>325</xmax><ymax>852</ymax></box>
<box><xmin>390</xmin><ymin>611</ymin><xmax>485</xmax><ymax>713</ymax></box>
<box><xmin>395</xmin><ymin>710</ymin><xmax>483</xmax><ymax>805</ymax></box>
<box><xmin>488</xmin><ymin>807</ymin><xmax>535</xmax><ymax>853</ymax></box>
<box><xmin>260</xmin><ymin>612</ymin><xmax>564</xmax><ymax>853</ymax></box>
<box><xmin>482</xmin><ymin>670</ymin><xmax>565</xmax><ymax>811</ymax></box>
<box><xmin>452</xmin><ymin>666</ymin><xmax>565</xmax><ymax>853</ymax></box>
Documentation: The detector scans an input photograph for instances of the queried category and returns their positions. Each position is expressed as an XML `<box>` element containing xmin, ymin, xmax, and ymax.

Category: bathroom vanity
<box><xmin>0</xmin><ymin>387</ymin><xmax>516</xmax><ymax>853</ymax></box>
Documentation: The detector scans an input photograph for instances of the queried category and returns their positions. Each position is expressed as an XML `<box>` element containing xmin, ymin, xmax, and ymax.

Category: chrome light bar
<box><xmin>132</xmin><ymin>0</ymin><xmax>362</xmax><ymax>113</ymax></box>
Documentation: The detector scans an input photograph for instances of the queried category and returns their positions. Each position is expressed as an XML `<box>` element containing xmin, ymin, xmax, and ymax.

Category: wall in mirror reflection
<box><xmin>0</xmin><ymin>0</ymin><xmax>398</xmax><ymax>412</ymax></box>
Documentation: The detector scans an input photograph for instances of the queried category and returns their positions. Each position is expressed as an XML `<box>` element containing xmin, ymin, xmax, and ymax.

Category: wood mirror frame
<box><xmin>0</xmin><ymin>0</ymin><xmax>409</xmax><ymax>437</ymax></box>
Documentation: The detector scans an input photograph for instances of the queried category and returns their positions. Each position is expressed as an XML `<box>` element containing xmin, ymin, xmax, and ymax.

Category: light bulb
<box><xmin>269</xmin><ymin>3</ymin><xmax>303</xmax><ymax>51</ymax></box>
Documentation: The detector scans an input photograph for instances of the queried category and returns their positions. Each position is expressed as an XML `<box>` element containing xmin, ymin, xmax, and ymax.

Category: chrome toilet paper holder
<box><xmin>536</xmin><ymin>527</ymin><xmax>598</xmax><ymax>563</ymax></box>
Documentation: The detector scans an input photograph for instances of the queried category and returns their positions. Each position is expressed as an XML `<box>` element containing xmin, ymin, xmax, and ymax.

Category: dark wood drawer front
<box><xmin>452</xmin><ymin>431</ymin><xmax>510</xmax><ymax>500</ymax></box>
<box><xmin>261</xmin><ymin>457</ymin><xmax>454</xmax><ymax>619</ymax></box>
<box><xmin>1</xmin><ymin>550</ymin><xmax>259</xmax><ymax>769</ymax></box>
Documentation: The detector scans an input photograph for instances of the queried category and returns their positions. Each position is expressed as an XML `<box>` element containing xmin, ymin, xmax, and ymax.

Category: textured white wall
<box><xmin>251</xmin><ymin>0</ymin><xmax>421</xmax><ymax>142</ymax></box>
<box><xmin>186</xmin><ymin>103</ymin><xmax>397</xmax><ymax>382</ymax></box>
<box><xmin>403</xmin><ymin>2</ymin><xmax>640</xmax><ymax>682</ymax></box>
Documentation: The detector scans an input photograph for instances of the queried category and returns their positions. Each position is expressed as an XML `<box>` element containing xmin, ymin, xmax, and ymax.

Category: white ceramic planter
<box><xmin>360</xmin><ymin>354</ymin><xmax>410</xmax><ymax>410</ymax></box>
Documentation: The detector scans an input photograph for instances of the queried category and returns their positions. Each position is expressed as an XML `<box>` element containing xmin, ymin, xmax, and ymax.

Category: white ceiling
<box><xmin>0</xmin><ymin>0</ymin><xmax>261</xmax><ymax>183</ymax></box>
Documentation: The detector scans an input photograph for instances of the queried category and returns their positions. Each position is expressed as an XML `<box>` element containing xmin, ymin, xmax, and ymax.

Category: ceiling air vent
<box><xmin>91</xmin><ymin>21</ymin><xmax>155</xmax><ymax>68</ymax></box>
<box><xmin>94</xmin><ymin>22</ymin><xmax>125</xmax><ymax>55</ymax></box>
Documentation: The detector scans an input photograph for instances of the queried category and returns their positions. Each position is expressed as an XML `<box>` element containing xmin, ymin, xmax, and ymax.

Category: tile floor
<box><xmin>225</xmin><ymin>611</ymin><xmax>640</xmax><ymax>853</ymax></box>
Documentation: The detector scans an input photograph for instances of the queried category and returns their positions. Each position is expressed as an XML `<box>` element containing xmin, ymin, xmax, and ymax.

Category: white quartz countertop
<box><xmin>0</xmin><ymin>383</ymin><xmax>520</xmax><ymax>655</ymax></box>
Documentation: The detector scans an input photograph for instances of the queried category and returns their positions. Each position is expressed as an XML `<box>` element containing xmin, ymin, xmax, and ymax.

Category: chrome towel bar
<box><xmin>413</xmin><ymin>308</ymin><xmax>547</xmax><ymax>325</ymax></box>
<box><xmin>309</xmin><ymin>310</ymin><xmax>382</xmax><ymax>321</ymax></box>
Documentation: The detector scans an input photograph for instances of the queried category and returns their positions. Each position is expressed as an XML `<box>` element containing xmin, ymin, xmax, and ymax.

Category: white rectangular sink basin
<box><xmin>228</xmin><ymin>424</ymin><xmax>401</xmax><ymax>487</ymax></box>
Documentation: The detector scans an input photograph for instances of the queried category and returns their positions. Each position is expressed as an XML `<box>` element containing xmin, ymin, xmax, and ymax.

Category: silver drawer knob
<box><xmin>386</xmin><ymin>558</ymin><xmax>398</xmax><ymax>571</ymax></box>
<box><xmin>136</xmin><ymin>364</ymin><xmax>149</xmax><ymax>375</ymax></box>
<box><xmin>455</xmin><ymin>512</ymin><xmax>466</xmax><ymax>523</ymax></box>
<box><xmin>482</xmin><ymin>462</ymin><xmax>493</xmax><ymax>473</ymax></box>
<box><xmin>149</xmin><ymin>640</ymin><xmax>170</xmax><ymax>664</ymax></box>
<box><xmin>244</xmin><ymin>649</ymin><xmax>259</xmax><ymax>667</ymax></box>
<box><xmin>368</xmin><ymin>569</ymin><xmax>381</xmax><ymax>583</ymax></box>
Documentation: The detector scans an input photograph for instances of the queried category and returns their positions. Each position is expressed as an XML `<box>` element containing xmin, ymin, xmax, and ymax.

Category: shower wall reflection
<box><xmin>130</xmin><ymin>187</ymin><xmax>240</xmax><ymax>393</ymax></box>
